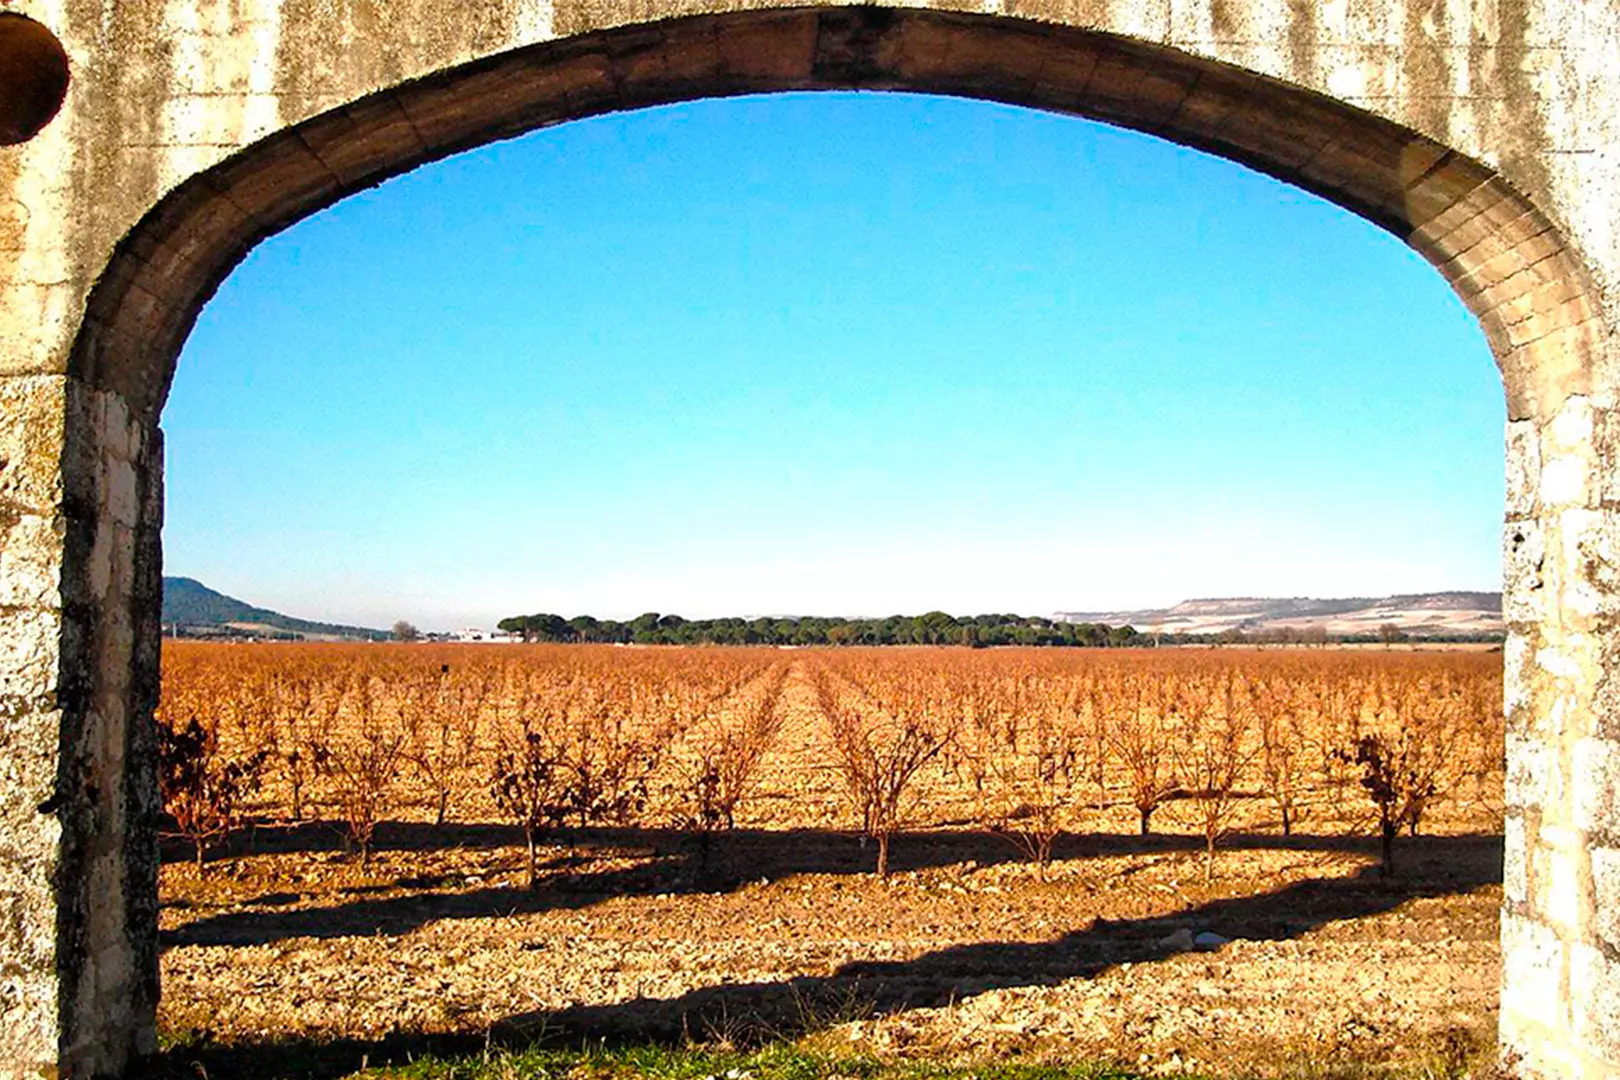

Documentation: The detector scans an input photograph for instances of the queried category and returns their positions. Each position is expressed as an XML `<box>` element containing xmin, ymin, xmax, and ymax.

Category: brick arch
<box><xmin>29</xmin><ymin>7</ymin><xmax>1617</xmax><ymax>1079</ymax></box>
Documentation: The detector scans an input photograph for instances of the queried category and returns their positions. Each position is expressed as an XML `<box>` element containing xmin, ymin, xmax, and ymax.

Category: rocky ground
<box><xmin>160</xmin><ymin>825</ymin><xmax>1500</xmax><ymax>1077</ymax></box>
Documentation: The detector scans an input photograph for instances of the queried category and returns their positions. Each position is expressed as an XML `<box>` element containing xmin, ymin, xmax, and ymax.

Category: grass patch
<box><xmin>144</xmin><ymin>1034</ymin><xmax>1496</xmax><ymax>1080</ymax></box>
<box><xmin>148</xmin><ymin>1037</ymin><xmax>1145</xmax><ymax>1080</ymax></box>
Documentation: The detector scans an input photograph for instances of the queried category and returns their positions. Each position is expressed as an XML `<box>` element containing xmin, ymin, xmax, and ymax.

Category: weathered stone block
<box><xmin>0</xmin><ymin>280</ymin><xmax>79</xmax><ymax>377</ymax></box>
<box><xmin>1506</xmin><ymin>420</ymin><xmax>1541</xmax><ymax>517</ymax></box>
<box><xmin>1440</xmin><ymin>210</ymin><xmax>1510</xmax><ymax>270</ymax></box>
<box><xmin>293</xmin><ymin>92</ymin><xmax>428</xmax><ymax>191</ymax></box>
<box><xmin>716</xmin><ymin>11</ymin><xmax>817</xmax><ymax>84</ymax></box>
<box><xmin>1532</xmin><ymin>828</ymin><xmax>1587</xmax><ymax>935</ymax></box>
<box><xmin>1505</xmin><ymin>732</ymin><xmax>1552</xmax><ymax>811</ymax></box>
<box><xmin>0</xmin><ymin>608</ymin><xmax>61</xmax><ymax>703</ymax></box>
<box><xmin>1494</xmin><ymin>267</ymin><xmax>1585</xmax><ymax>331</ymax></box>
<box><xmin>1504</xmin><ymin>628</ymin><xmax>1536</xmax><ymax>728</ymax></box>
<box><xmin>1511</xmin><ymin>303</ymin><xmax>1588</xmax><ymax>351</ymax></box>
<box><xmin>1594</xmin><ymin>847</ymin><xmax>1620</xmax><ymax>951</ymax></box>
<box><xmin>1510</xmin><ymin>226</ymin><xmax>1574</xmax><ymax>272</ymax></box>
<box><xmin>1077</xmin><ymin>46</ymin><xmax>1155</xmax><ymax>121</ymax></box>
<box><xmin>1570</xmin><ymin>943</ymin><xmax>1620</xmax><ymax>1059</ymax></box>
<box><xmin>1505</xmin><ymin>813</ymin><xmax>1529</xmax><ymax>904</ymax></box>
<box><xmin>0</xmin><ymin>511</ymin><xmax>63</xmax><ymax>610</ymax></box>
<box><xmin>1418</xmin><ymin>183</ymin><xmax>1496</xmax><ymax>244</ymax></box>
<box><xmin>1500</xmin><ymin>908</ymin><xmax>1568</xmax><ymax>1035</ymax></box>
<box><xmin>120</xmin><ymin>180</ymin><xmax>259</xmax><ymax>293</ymax></box>
<box><xmin>402</xmin><ymin>49</ymin><xmax>616</xmax><ymax>149</ymax></box>
<box><xmin>0</xmin><ymin>375</ymin><xmax>64</xmax><ymax>515</ymax></box>
<box><xmin>163</xmin><ymin>92</ymin><xmax>283</xmax><ymax>149</ymax></box>
<box><xmin>209</xmin><ymin>128</ymin><xmax>345</xmax><ymax>233</ymax></box>
<box><xmin>612</xmin><ymin>27</ymin><xmax>718</xmax><ymax>97</ymax></box>
<box><xmin>1504</xmin><ymin>520</ymin><xmax>1546</xmax><ymax>625</ymax></box>
<box><xmin>1596</xmin><ymin>641</ymin><xmax>1620</xmax><ymax>743</ymax></box>
<box><xmin>1571</xmin><ymin>738</ymin><xmax>1618</xmax><ymax>837</ymax></box>
<box><xmin>1402</xmin><ymin>154</ymin><xmax>1496</xmax><ymax>232</ymax></box>
<box><xmin>1500</xmin><ymin>330</ymin><xmax>1597</xmax><ymax>423</ymax></box>
<box><xmin>1319</xmin><ymin>45</ymin><xmax>1402</xmax><ymax>100</ymax></box>
<box><xmin>103</xmin><ymin>458</ymin><xmax>139</xmax><ymax>531</ymax></box>
<box><xmin>1558</xmin><ymin>508</ymin><xmax>1608</xmax><ymax>620</ymax></box>
<box><xmin>0</xmin><ymin>965</ymin><xmax>57</xmax><ymax>1080</ymax></box>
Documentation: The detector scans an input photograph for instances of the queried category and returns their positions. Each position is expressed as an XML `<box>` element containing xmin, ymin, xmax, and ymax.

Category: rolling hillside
<box><xmin>1055</xmin><ymin>591</ymin><xmax>1503</xmax><ymax>639</ymax></box>
<box><xmin>162</xmin><ymin>577</ymin><xmax>387</xmax><ymax>641</ymax></box>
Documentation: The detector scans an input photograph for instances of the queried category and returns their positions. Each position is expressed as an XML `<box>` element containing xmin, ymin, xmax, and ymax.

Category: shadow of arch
<box><xmin>144</xmin><ymin>835</ymin><xmax>1501</xmax><ymax>1078</ymax></box>
<box><xmin>71</xmin><ymin>6</ymin><xmax>1605</xmax><ymax>429</ymax></box>
<box><xmin>512</xmin><ymin>840</ymin><xmax>1500</xmax><ymax>1047</ymax></box>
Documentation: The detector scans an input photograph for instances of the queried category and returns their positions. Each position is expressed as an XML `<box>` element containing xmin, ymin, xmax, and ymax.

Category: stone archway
<box><xmin>1</xmin><ymin>3</ymin><xmax>1616</xmax><ymax>1077</ymax></box>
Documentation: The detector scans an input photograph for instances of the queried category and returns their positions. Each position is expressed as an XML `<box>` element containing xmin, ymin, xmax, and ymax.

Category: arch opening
<box><xmin>145</xmin><ymin>88</ymin><xmax>1509</xmax><ymax>1075</ymax></box>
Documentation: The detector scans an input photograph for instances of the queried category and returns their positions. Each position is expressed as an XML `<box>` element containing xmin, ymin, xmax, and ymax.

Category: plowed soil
<box><xmin>159</xmin><ymin>656</ymin><xmax>1502</xmax><ymax>1076</ymax></box>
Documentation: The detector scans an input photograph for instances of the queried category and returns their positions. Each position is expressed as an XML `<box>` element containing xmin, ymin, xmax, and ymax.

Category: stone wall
<box><xmin>0</xmin><ymin>0</ymin><xmax>1617</xmax><ymax>1076</ymax></box>
<box><xmin>0</xmin><ymin>372</ymin><xmax>71</xmax><ymax>1073</ymax></box>
<box><xmin>1501</xmin><ymin>392</ymin><xmax>1620</xmax><ymax>1079</ymax></box>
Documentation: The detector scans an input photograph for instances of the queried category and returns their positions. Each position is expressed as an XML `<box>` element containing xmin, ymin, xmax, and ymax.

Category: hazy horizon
<box><xmin>157</xmin><ymin>573</ymin><xmax>1496</xmax><ymax>634</ymax></box>
<box><xmin>165</xmin><ymin>93</ymin><xmax>1503</xmax><ymax>632</ymax></box>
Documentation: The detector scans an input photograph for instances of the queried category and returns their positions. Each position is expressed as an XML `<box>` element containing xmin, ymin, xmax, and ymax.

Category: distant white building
<box><xmin>455</xmin><ymin>627</ymin><xmax>520</xmax><ymax>643</ymax></box>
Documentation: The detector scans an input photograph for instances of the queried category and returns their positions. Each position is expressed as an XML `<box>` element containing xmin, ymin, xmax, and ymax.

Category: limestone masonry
<box><xmin>1</xmin><ymin>0</ymin><xmax>1618</xmax><ymax>1076</ymax></box>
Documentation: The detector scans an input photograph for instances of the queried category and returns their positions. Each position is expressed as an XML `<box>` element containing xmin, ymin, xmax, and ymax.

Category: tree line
<box><xmin>495</xmin><ymin>610</ymin><xmax>1145</xmax><ymax>648</ymax></box>
<box><xmin>492</xmin><ymin>612</ymin><xmax>1502</xmax><ymax>648</ymax></box>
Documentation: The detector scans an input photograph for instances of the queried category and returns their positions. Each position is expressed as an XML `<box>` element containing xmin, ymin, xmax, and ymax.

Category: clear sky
<box><xmin>164</xmin><ymin>91</ymin><xmax>1503</xmax><ymax>632</ymax></box>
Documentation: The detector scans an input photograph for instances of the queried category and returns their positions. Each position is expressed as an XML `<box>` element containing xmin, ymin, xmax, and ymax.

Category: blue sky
<box><xmin>164</xmin><ymin>92</ymin><xmax>1502</xmax><ymax>631</ymax></box>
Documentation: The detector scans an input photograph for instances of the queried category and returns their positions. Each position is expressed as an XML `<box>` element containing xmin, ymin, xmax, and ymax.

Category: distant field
<box><xmin>156</xmin><ymin>643</ymin><xmax>1505</xmax><ymax>1076</ymax></box>
<box><xmin>1057</xmin><ymin>594</ymin><xmax>1504</xmax><ymax>641</ymax></box>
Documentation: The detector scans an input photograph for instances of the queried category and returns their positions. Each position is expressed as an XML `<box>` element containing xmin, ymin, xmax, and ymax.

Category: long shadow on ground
<box><xmin>171</xmin><ymin>806</ymin><xmax>1440</xmax><ymax>866</ymax></box>
<box><xmin>162</xmin><ymin>824</ymin><xmax>1489</xmax><ymax>950</ymax></box>
<box><xmin>503</xmin><ymin>836</ymin><xmax>1501</xmax><ymax>1044</ymax></box>
<box><xmin>147</xmin><ymin>834</ymin><xmax>1499</xmax><ymax>1079</ymax></box>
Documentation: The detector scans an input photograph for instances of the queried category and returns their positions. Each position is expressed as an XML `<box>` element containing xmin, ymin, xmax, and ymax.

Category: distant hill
<box><xmin>1055</xmin><ymin>591</ymin><xmax>1503</xmax><ymax>639</ymax></box>
<box><xmin>162</xmin><ymin>577</ymin><xmax>387</xmax><ymax>641</ymax></box>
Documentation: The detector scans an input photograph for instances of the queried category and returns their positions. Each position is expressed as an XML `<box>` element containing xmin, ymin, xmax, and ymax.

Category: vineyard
<box><xmin>157</xmin><ymin>643</ymin><xmax>1506</xmax><ymax>1075</ymax></box>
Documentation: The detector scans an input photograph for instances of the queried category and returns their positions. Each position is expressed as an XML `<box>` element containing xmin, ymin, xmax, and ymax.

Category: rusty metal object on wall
<box><xmin>0</xmin><ymin>12</ymin><xmax>69</xmax><ymax>144</ymax></box>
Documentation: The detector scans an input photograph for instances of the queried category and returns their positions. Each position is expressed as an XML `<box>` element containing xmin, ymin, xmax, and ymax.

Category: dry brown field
<box><xmin>157</xmin><ymin>642</ymin><xmax>1505</xmax><ymax>1076</ymax></box>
